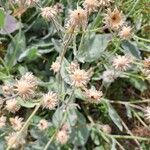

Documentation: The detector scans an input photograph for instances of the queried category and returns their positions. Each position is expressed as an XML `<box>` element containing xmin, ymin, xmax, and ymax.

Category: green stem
<box><xmin>134</xmin><ymin>35</ymin><xmax>150</xmax><ymax>43</ymax></box>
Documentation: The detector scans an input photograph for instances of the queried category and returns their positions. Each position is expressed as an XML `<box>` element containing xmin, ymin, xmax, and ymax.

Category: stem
<box><xmin>6</xmin><ymin>102</ymin><xmax>41</xmax><ymax>150</ymax></box>
<box><xmin>134</xmin><ymin>35</ymin><xmax>150</xmax><ymax>43</ymax></box>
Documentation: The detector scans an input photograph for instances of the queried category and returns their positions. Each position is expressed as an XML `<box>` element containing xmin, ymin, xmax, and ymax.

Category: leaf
<box><xmin>17</xmin><ymin>98</ymin><xmax>37</xmax><ymax>108</ymax></box>
<box><xmin>0</xmin><ymin>9</ymin><xmax>5</xmax><ymax>28</ymax></box>
<box><xmin>0</xmin><ymin>13</ymin><xmax>20</xmax><ymax>34</ymax></box>
<box><xmin>125</xmin><ymin>103</ymin><xmax>132</xmax><ymax>118</ymax></box>
<box><xmin>121</xmin><ymin>41</ymin><xmax>141</xmax><ymax>59</ymax></box>
<box><xmin>60</xmin><ymin>58</ymin><xmax>71</xmax><ymax>84</ymax></box>
<box><xmin>70</xmin><ymin>111</ymin><xmax>90</xmax><ymax>146</ymax></box>
<box><xmin>111</xmin><ymin>139</ymin><xmax>117</xmax><ymax>150</ymax></box>
<box><xmin>106</xmin><ymin>101</ymin><xmax>123</xmax><ymax>131</ymax></box>
<box><xmin>18</xmin><ymin>48</ymin><xmax>40</xmax><ymax>62</ymax></box>
<box><xmin>130</xmin><ymin>77</ymin><xmax>147</xmax><ymax>92</ymax></box>
<box><xmin>4</xmin><ymin>33</ymin><xmax>26</xmax><ymax>68</ymax></box>
<box><xmin>76</xmin><ymin>33</ymin><xmax>112</xmax><ymax>62</ymax></box>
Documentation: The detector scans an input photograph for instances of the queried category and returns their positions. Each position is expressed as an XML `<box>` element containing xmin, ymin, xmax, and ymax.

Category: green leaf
<box><xmin>76</xmin><ymin>33</ymin><xmax>111</xmax><ymax>62</ymax></box>
<box><xmin>4</xmin><ymin>33</ymin><xmax>26</xmax><ymax>68</ymax></box>
<box><xmin>121</xmin><ymin>41</ymin><xmax>141</xmax><ymax>59</ymax></box>
<box><xmin>129</xmin><ymin>77</ymin><xmax>147</xmax><ymax>92</ymax></box>
<box><xmin>0</xmin><ymin>9</ymin><xmax>5</xmax><ymax>28</ymax></box>
<box><xmin>70</xmin><ymin>111</ymin><xmax>90</xmax><ymax>146</ymax></box>
<box><xmin>106</xmin><ymin>102</ymin><xmax>123</xmax><ymax>131</ymax></box>
<box><xmin>17</xmin><ymin>98</ymin><xmax>37</xmax><ymax>108</ymax></box>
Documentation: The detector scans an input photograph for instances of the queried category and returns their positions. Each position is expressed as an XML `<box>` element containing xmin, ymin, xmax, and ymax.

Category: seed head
<box><xmin>0</xmin><ymin>115</ymin><xmax>6</xmax><ymax>128</ymax></box>
<box><xmin>42</xmin><ymin>91</ymin><xmax>59</xmax><ymax>110</ymax></box>
<box><xmin>9</xmin><ymin>116</ymin><xmax>24</xmax><ymax>131</ymax></box>
<box><xmin>85</xmin><ymin>87</ymin><xmax>103</xmax><ymax>104</ymax></box>
<box><xmin>38</xmin><ymin>119</ymin><xmax>49</xmax><ymax>130</ymax></box>
<box><xmin>104</xmin><ymin>8</ymin><xmax>124</xmax><ymax>30</ymax></box>
<box><xmin>6</xmin><ymin>99</ymin><xmax>20</xmax><ymax>113</ymax></box>
<box><xmin>112</xmin><ymin>55</ymin><xmax>133</xmax><ymax>71</ymax></box>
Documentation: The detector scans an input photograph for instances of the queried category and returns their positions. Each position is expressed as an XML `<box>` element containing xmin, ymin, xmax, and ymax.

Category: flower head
<box><xmin>5</xmin><ymin>132</ymin><xmax>25</xmax><ymax>149</ymax></box>
<box><xmin>67</xmin><ymin>61</ymin><xmax>79</xmax><ymax>74</ymax></box>
<box><xmin>119</xmin><ymin>25</ymin><xmax>132</xmax><ymax>39</ymax></box>
<box><xmin>70</xmin><ymin>68</ymin><xmax>90</xmax><ymax>88</ymax></box>
<box><xmin>143</xmin><ymin>57</ymin><xmax>150</xmax><ymax>69</ymax></box>
<box><xmin>9</xmin><ymin>116</ymin><xmax>24</xmax><ymax>131</ymax></box>
<box><xmin>144</xmin><ymin>107</ymin><xmax>150</xmax><ymax>121</ymax></box>
<box><xmin>101</xmin><ymin>124</ymin><xmax>112</xmax><ymax>134</ymax></box>
<box><xmin>38</xmin><ymin>119</ymin><xmax>49</xmax><ymax>130</ymax></box>
<box><xmin>66</xmin><ymin>7</ymin><xmax>87</xmax><ymax>30</ymax></box>
<box><xmin>51</xmin><ymin>59</ymin><xmax>61</xmax><ymax>73</ymax></box>
<box><xmin>85</xmin><ymin>87</ymin><xmax>103</xmax><ymax>103</ymax></box>
<box><xmin>104</xmin><ymin>8</ymin><xmax>124</xmax><ymax>30</ymax></box>
<box><xmin>6</xmin><ymin>99</ymin><xmax>20</xmax><ymax>113</ymax></box>
<box><xmin>42</xmin><ymin>91</ymin><xmax>59</xmax><ymax>110</ymax></box>
<box><xmin>98</xmin><ymin>0</ymin><xmax>113</xmax><ymax>6</ymax></box>
<box><xmin>56</xmin><ymin>130</ymin><xmax>69</xmax><ymax>144</ymax></box>
<box><xmin>25</xmin><ymin>0</ymin><xmax>39</xmax><ymax>6</ymax></box>
<box><xmin>112</xmin><ymin>55</ymin><xmax>133</xmax><ymax>71</ymax></box>
<box><xmin>2</xmin><ymin>85</ymin><xmax>12</xmax><ymax>96</ymax></box>
<box><xmin>83</xmin><ymin>0</ymin><xmax>99</xmax><ymax>13</ymax></box>
<box><xmin>54</xmin><ymin>3</ymin><xmax>64</xmax><ymax>13</ymax></box>
<box><xmin>102</xmin><ymin>70</ymin><xmax>118</xmax><ymax>83</ymax></box>
<box><xmin>0</xmin><ymin>116</ymin><xmax>6</xmax><ymax>128</ymax></box>
<box><xmin>41</xmin><ymin>7</ymin><xmax>57</xmax><ymax>21</ymax></box>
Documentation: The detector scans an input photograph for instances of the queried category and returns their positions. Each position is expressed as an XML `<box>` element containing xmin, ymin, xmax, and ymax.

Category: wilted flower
<box><xmin>104</xmin><ymin>8</ymin><xmax>125</xmax><ymax>30</ymax></box>
<box><xmin>85</xmin><ymin>87</ymin><xmax>103</xmax><ymax>103</ymax></box>
<box><xmin>42</xmin><ymin>91</ymin><xmax>59</xmax><ymax>110</ymax></box>
<box><xmin>5</xmin><ymin>132</ymin><xmax>25</xmax><ymax>149</ymax></box>
<box><xmin>83</xmin><ymin>0</ymin><xmax>99</xmax><ymax>13</ymax></box>
<box><xmin>56</xmin><ymin>130</ymin><xmax>69</xmax><ymax>144</ymax></box>
<box><xmin>119</xmin><ymin>25</ymin><xmax>132</xmax><ymax>39</ymax></box>
<box><xmin>70</xmin><ymin>68</ymin><xmax>90</xmax><ymax>88</ymax></box>
<box><xmin>41</xmin><ymin>7</ymin><xmax>57</xmax><ymax>21</ymax></box>
<box><xmin>112</xmin><ymin>55</ymin><xmax>133</xmax><ymax>71</ymax></box>
<box><xmin>51</xmin><ymin>59</ymin><xmax>61</xmax><ymax>73</ymax></box>
<box><xmin>38</xmin><ymin>119</ymin><xmax>49</xmax><ymax>130</ymax></box>
<box><xmin>66</xmin><ymin>7</ymin><xmax>87</xmax><ymax>30</ymax></box>
<box><xmin>54</xmin><ymin>3</ymin><xmax>64</xmax><ymax>13</ymax></box>
<box><xmin>98</xmin><ymin>0</ymin><xmax>113</xmax><ymax>6</ymax></box>
<box><xmin>0</xmin><ymin>116</ymin><xmax>6</xmax><ymax>128</ymax></box>
<box><xmin>5</xmin><ymin>99</ymin><xmax>20</xmax><ymax>113</ymax></box>
<box><xmin>9</xmin><ymin>116</ymin><xmax>24</xmax><ymax>131</ymax></box>
<box><xmin>144</xmin><ymin>107</ymin><xmax>150</xmax><ymax>121</ymax></box>
<box><xmin>101</xmin><ymin>124</ymin><xmax>112</xmax><ymax>134</ymax></box>
<box><xmin>102</xmin><ymin>70</ymin><xmax>118</xmax><ymax>83</ymax></box>
<box><xmin>67</xmin><ymin>61</ymin><xmax>79</xmax><ymax>74</ymax></box>
<box><xmin>143</xmin><ymin>57</ymin><xmax>150</xmax><ymax>69</ymax></box>
<box><xmin>21</xmin><ymin>72</ymin><xmax>37</xmax><ymax>86</ymax></box>
<box><xmin>25</xmin><ymin>0</ymin><xmax>39</xmax><ymax>6</ymax></box>
<box><xmin>2</xmin><ymin>85</ymin><xmax>12</xmax><ymax>96</ymax></box>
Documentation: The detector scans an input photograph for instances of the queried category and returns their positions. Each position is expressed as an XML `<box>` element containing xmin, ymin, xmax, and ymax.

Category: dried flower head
<box><xmin>5</xmin><ymin>99</ymin><xmax>20</xmax><ymax>113</ymax></box>
<box><xmin>144</xmin><ymin>107</ymin><xmax>150</xmax><ymax>121</ymax></box>
<box><xmin>10</xmin><ymin>116</ymin><xmax>24</xmax><ymax>131</ymax></box>
<box><xmin>56</xmin><ymin>130</ymin><xmax>69</xmax><ymax>144</ymax></box>
<box><xmin>85</xmin><ymin>87</ymin><xmax>103</xmax><ymax>103</ymax></box>
<box><xmin>25</xmin><ymin>0</ymin><xmax>39</xmax><ymax>6</ymax></box>
<box><xmin>54</xmin><ymin>3</ymin><xmax>64</xmax><ymax>13</ymax></box>
<box><xmin>67</xmin><ymin>7</ymin><xmax>87</xmax><ymax>30</ymax></box>
<box><xmin>67</xmin><ymin>61</ymin><xmax>79</xmax><ymax>74</ymax></box>
<box><xmin>38</xmin><ymin>119</ymin><xmax>49</xmax><ymax>130</ymax></box>
<box><xmin>101</xmin><ymin>124</ymin><xmax>112</xmax><ymax>134</ymax></box>
<box><xmin>143</xmin><ymin>57</ymin><xmax>150</xmax><ymax>69</ymax></box>
<box><xmin>14</xmin><ymin>79</ymin><xmax>36</xmax><ymax>99</ymax></box>
<box><xmin>42</xmin><ymin>91</ymin><xmax>59</xmax><ymax>110</ymax></box>
<box><xmin>51</xmin><ymin>59</ymin><xmax>61</xmax><ymax>73</ymax></box>
<box><xmin>104</xmin><ymin>8</ymin><xmax>124</xmax><ymax>30</ymax></box>
<box><xmin>41</xmin><ymin>7</ymin><xmax>57</xmax><ymax>21</ymax></box>
<box><xmin>21</xmin><ymin>72</ymin><xmax>37</xmax><ymax>86</ymax></box>
<box><xmin>119</xmin><ymin>25</ymin><xmax>132</xmax><ymax>39</ymax></box>
<box><xmin>98</xmin><ymin>0</ymin><xmax>113</xmax><ymax>6</ymax></box>
<box><xmin>83</xmin><ymin>0</ymin><xmax>99</xmax><ymax>13</ymax></box>
<box><xmin>112</xmin><ymin>55</ymin><xmax>133</xmax><ymax>71</ymax></box>
<box><xmin>102</xmin><ymin>70</ymin><xmax>118</xmax><ymax>83</ymax></box>
<box><xmin>5</xmin><ymin>132</ymin><xmax>25</xmax><ymax>149</ymax></box>
<box><xmin>2</xmin><ymin>85</ymin><xmax>12</xmax><ymax>96</ymax></box>
<box><xmin>0</xmin><ymin>116</ymin><xmax>6</xmax><ymax>128</ymax></box>
<box><xmin>70</xmin><ymin>68</ymin><xmax>90</xmax><ymax>88</ymax></box>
